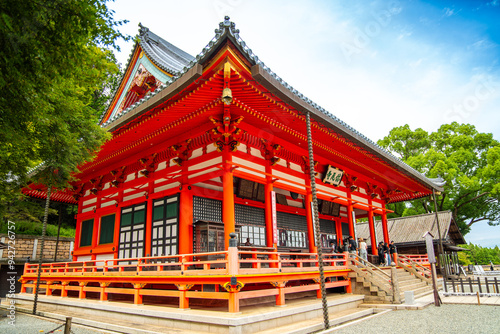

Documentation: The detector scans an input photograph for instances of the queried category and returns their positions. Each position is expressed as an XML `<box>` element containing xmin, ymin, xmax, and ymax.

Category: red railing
<box><xmin>21</xmin><ymin>249</ymin><xmax>350</xmax><ymax>312</ymax></box>
<box><xmin>24</xmin><ymin>250</ymin><xmax>348</xmax><ymax>276</ymax></box>
<box><xmin>400</xmin><ymin>254</ymin><xmax>429</xmax><ymax>264</ymax></box>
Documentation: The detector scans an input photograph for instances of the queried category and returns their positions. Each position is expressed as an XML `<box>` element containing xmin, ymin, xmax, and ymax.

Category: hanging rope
<box><xmin>33</xmin><ymin>185</ymin><xmax>52</xmax><ymax>315</ymax></box>
<box><xmin>306</xmin><ymin>112</ymin><xmax>329</xmax><ymax>329</ymax></box>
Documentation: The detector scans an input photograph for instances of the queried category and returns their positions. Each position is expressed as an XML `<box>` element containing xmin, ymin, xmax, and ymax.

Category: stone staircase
<box><xmin>348</xmin><ymin>255</ymin><xmax>433</xmax><ymax>304</ymax></box>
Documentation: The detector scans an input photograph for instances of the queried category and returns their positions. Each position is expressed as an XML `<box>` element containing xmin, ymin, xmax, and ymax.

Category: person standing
<box><xmin>383</xmin><ymin>242</ymin><xmax>391</xmax><ymax>266</ymax></box>
<box><xmin>389</xmin><ymin>240</ymin><xmax>397</xmax><ymax>265</ymax></box>
<box><xmin>377</xmin><ymin>242</ymin><xmax>385</xmax><ymax>266</ymax></box>
<box><xmin>348</xmin><ymin>236</ymin><xmax>357</xmax><ymax>254</ymax></box>
<box><xmin>358</xmin><ymin>238</ymin><xmax>367</xmax><ymax>262</ymax></box>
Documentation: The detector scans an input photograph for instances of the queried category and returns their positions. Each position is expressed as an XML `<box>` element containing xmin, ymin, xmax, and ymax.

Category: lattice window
<box><xmin>118</xmin><ymin>203</ymin><xmax>146</xmax><ymax>259</ymax></box>
<box><xmin>151</xmin><ymin>195</ymin><xmax>179</xmax><ymax>256</ymax></box>
<box><xmin>193</xmin><ymin>197</ymin><xmax>222</xmax><ymax>222</ymax></box>
<box><xmin>240</xmin><ymin>225</ymin><xmax>266</xmax><ymax>246</ymax></box>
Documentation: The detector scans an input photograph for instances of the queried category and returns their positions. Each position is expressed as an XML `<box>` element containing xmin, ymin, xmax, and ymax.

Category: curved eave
<box><xmin>22</xmin><ymin>188</ymin><xmax>77</xmax><ymax>205</ymax></box>
<box><xmin>139</xmin><ymin>31</ymin><xmax>194</xmax><ymax>75</ymax></box>
<box><xmin>249</xmin><ymin>64</ymin><xmax>444</xmax><ymax>193</ymax></box>
<box><xmin>99</xmin><ymin>42</ymin><xmax>141</xmax><ymax>125</ymax></box>
<box><xmin>103</xmin><ymin>63</ymin><xmax>203</xmax><ymax>132</ymax></box>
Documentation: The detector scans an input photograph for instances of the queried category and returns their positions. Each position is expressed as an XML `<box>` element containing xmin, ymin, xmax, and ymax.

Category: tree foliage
<box><xmin>378</xmin><ymin>123</ymin><xmax>500</xmax><ymax>235</ymax></box>
<box><xmin>457</xmin><ymin>244</ymin><xmax>500</xmax><ymax>266</ymax></box>
<box><xmin>0</xmin><ymin>0</ymin><xmax>128</xmax><ymax>217</ymax></box>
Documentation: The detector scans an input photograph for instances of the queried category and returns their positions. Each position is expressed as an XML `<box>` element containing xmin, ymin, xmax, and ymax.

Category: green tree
<box><xmin>378</xmin><ymin>123</ymin><xmax>500</xmax><ymax>235</ymax></box>
<box><xmin>457</xmin><ymin>244</ymin><xmax>500</xmax><ymax>265</ymax></box>
<box><xmin>0</xmin><ymin>0</ymin><xmax>127</xmax><ymax>205</ymax></box>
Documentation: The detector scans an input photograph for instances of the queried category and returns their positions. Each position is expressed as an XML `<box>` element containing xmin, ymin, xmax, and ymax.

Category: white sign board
<box><xmin>323</xmin><ymin>165</ymin><xmax>344</xmax><ymax>186</ymax></box>
<box><xmin>423</xmin><ymin>231</ymin><xmax>436</xmax><ymax>264</ymax></box>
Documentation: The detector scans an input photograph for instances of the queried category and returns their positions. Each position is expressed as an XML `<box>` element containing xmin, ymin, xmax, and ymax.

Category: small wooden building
<box><xmin>357</xmin><ymin>211</ymin><xmax>466</xmax><ymax>274</ymax></box>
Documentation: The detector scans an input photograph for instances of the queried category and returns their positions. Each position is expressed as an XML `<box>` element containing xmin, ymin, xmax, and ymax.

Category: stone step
<box><xmin>400</xmin><ymin>286</ymin><xmax>433</xmax><ymax>301</ymax></box>
<box><xmin>399</xmin><ymin>280</ymin><xmax>428</xmax><ymax>290</ymax></box>
<box><xmin>256</xmin><ymin>308</ymin><xmax>377</xmax><ymax>334</ymax></box>
<box><xmin>363</xmin><ymin>295</ymin><xmax>392</xmax><ymax>303</ymax></box>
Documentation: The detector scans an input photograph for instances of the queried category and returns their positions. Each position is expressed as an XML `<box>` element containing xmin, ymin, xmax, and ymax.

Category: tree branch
<box><xmin>456</xmin><ymin>192</ymin><xmax>490</xmax><ymax>211</ymax></box>
<box><xmin>467</xmin><ymin>217</ymin><xmax>492</xmax><ymax>226</ymax></box>
<box><xmin>439</xmin><ymin>192</ymin><xmax>446</xmax><ymax>211</ymax></box>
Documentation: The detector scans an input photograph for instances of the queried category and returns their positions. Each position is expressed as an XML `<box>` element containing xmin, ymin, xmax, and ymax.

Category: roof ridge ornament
<box><xmin>215</xmin><ymin>16</ymin><xmax>240</xmax><ymax>36</ymax></box>
<box><xmin>138</xmin><ymin>23</ymin><xmax>149</xmax><ymax>37</ymax></box>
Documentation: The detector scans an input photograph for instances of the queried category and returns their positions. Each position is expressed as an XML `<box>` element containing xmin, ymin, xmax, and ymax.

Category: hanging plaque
<box><xmin>323</xmin><ymin>165</ymin><xmax>344</xmax><ymax>186</ymax></box>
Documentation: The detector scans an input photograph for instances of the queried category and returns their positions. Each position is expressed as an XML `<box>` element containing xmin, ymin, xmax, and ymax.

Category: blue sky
<box><xmin>108</xmin><ymin>0</ymin><xmax>500</xmax><ymax>248</ymax></box>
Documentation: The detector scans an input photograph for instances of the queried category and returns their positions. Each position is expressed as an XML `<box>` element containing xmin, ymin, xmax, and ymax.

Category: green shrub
<box><xmin>0</xmin><ymin>220</ymin><xmax>75</xmax><ymax>237</ymax></box>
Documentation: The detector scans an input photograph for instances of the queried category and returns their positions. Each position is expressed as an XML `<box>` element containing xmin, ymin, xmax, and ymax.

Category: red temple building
<box><xmin>21</xmin><ymin>17</ymin><xmax>443</xmax><ymax>313</ymax></box>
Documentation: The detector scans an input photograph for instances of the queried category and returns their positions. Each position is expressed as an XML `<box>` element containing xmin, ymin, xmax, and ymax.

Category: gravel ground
<box><xmin>325</xmin><ymin>304</ymin><xmax>500</xmax><ymax>334</ymax></box>
<box><xmin>0</xmin><ymin>313</ymin><xmax>111</xmax><ymax>334</ymax></box>
<box><xmin>1</xmin><ymin>304</ymin><xmax>499</xmax><ymax>334</ymax></box>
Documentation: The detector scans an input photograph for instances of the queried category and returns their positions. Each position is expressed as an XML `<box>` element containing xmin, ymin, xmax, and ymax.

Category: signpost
<box><xmin>423</xmin><ymin>231</ymin><xmax>441</xmax><ymax>307</ymax></box>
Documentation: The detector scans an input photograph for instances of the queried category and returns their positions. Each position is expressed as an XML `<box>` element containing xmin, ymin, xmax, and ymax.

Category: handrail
<box><xmin>347</xmin><ymin>254</ymin><xmax>392</xmax><ymax>295</ymax></box>
<box><xmin>397</xmin><ymin>254</ymin><xmax>432</xmax><ymax>283</ymax></box>
<box><xmin>400</xmin><ymin>254</ymin><xmax>429</xmax><ymax>264</ymax></box>
<box><xmin>23</xmin><ymin>250</ymin><xmax>349</xmax><ymax>276</ymax></box>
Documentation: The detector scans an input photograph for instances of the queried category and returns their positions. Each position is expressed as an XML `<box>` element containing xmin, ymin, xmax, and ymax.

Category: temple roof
<box><xmin>99</xmin><ymin>16</ymin><xmax>444</xmax><ymax>194</ymax></box>
<box><xmin>137</xmin><ymin>23</ymin><xmax>195</xmax><ymax>75</ymax></box>
<box><xmin>357</xmin><ymin>211</ymin><xmax>467</xmax><ymax>246</ymax></box>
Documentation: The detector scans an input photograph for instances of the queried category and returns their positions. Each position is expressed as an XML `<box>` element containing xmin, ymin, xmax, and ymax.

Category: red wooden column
<box><xmin>264</xmin><ymin>160</ymin><xmax>274</xmax><ymax>248</ymax></box>
<box><xmin>73</xmin><ymin>220</ymin><xmax>82</xmax><ymax>261</ymax></box>
<box><xmin>381</xmin><ymin>204</ymin><xmax>390</xmax><ymax>244</ymax></box>
<box><xmin>368</xmin><ymin>206</ymin><xmax>377</xmax><ymax>256</ymax></box>
<box><xmin>144</xmin><ymin>181</ymin><xmax>154</xmax><ymax>257</ymax></box>
<box><xmin>222</xmin><ymin>146</ymin><xmax>236</xmax><ymax>250</ymax></box>
<box><xmin>179</xmin><ymin>184</ymin><xmax>194</xmax><ymax>254</ymax></box>
<box><xmin>113</xmin><ymin>187</ymin><xmax>124</xmax><ymax>259</ymax></box>
<box><xmin>335</xmin><ymin>218</ymin><xmax>343</xmax><ymax>248</ymax></box>
<box><xmin>305</xmin><ymin>177</ymin><xmax>317</xmax><ymax>253</ymax></box>
<box><xmin>91</xmin><ymin>194</ymin><xmax>102</xmax><ymax>260</ymax></box>
<box><xmin>347</xmin><ymin>193</ymin><xmax>355</xmax><ymax>237</ymax></box>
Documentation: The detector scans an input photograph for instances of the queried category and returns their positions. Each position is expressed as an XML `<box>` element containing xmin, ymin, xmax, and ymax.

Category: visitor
<box><xmin>348</xmin><ymin>236</ymin><xmax>357</xmax><ymax>254</ymax></box>
<box><xmin>329</xmin><ymin>240</ymin><xmax>337</xmax><ymax>253</ymax></box>
<box><xmin>244</xmin><ymin>238</ymin><xmax>252</xmax><ymax>246</ymax></box>
<box><xmin>384</xmin><ymin>242</ymin><xmax>391</xmax><ymax>266</ymax></box>
<box><xmin>377</xmin><ymin>242</ymin><xmax>385</xmax><ymax>266</ymax></box>
<box><xmin>389</xmin><ymin>240</ymin><xmax>397</xmax><ymax>265</ymax></box>
<box><xmin>358</xmin><ymin>238</ymin><xmax>367</xmax><ymax>262</ymax></box>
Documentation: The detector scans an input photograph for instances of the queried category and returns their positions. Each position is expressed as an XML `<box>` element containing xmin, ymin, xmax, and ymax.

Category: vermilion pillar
<box><xmin>368</xmin><ymin>207</ymin><xmax>377</xmax><ymax>255</ymax></box>
<box><xmin>91</xmin><ymin>194</ymin><xmax>102</xmax><ymax>260</ymax></box>
<box><xmin>347</xmin><ymin>195</ymin><xmax>355</xmax><ymax>238</ymax></box>
<box><xmin>73</xmin><ymin>220</ymin><xmax>82</xmax><ymax>261</ymax></box>
<box><xmin>113</xmin><ymin>187</ymin><xmax>124</xmax><ymax>259</ymax></box>
<box><xmin>264</xmin><ymin>160</ymin><xmax>275</xmax><ymax>248</ymax></box>
<box><xmin>335</xmin><ymin>218</ymin><xmax>342</xmax><ymax>247</ymax></box>
<box><xmin>222</xmin><ymin>146</ymin><xmax>235</xmax><ymax>249</ymax></box>
<box><xmin>305</xmin><ymin>177</ymin><xmax>317</xmax><ymax>253</ymax></box>
<box><xmin>179</xmin><ymin>184</ymin><xmax>194</xmax><ymax>254</ymax></box>
<box><xmin>382</xmin><ymin>204</ymin><xmax>390</xmax><ymax>244</ymax></box>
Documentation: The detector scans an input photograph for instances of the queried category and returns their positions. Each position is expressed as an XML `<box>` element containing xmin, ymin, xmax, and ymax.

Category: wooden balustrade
<box><xmin>20</xmin><ymin>249</ymin><xmax>350</xmax><ymax>312</ymax></box>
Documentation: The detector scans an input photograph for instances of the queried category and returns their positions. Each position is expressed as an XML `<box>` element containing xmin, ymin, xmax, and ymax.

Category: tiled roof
<box><xmin>138</xmin><ymin>23</ymin><xmax>194</xmax><ymax>75</ymax></box>
<box><xmin>100</xmin><ymin>16</ymin><xmax>445</xmax><ymax>193</ymax></box>
<box><xmin>357</xmin><ymin>211</ymin><xmax>466</xmax><ymax>246</ymax></box>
